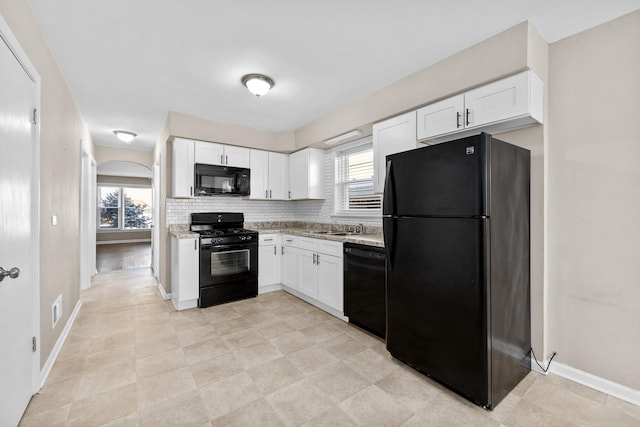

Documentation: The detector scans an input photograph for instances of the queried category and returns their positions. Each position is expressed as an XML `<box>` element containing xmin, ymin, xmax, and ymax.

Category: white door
<box><xmin>224</xmin><ymin>145</ymin><xmax>250</xmax><ymax>168</ymax></box>
<box><xmin>249</xmin><ymin>149</ymin><xmax>269</xmax><ymax>199</ymax></box>
<box><xmin>258</xmin><ymin>244</ymin><xmax>277</xmax><ymax>288</ymax></box>
<box><xmin>373</xmin><ymin>111</ymin><xmax>418</xmax><ymax>193</ymax></box>
<box><xmin>288</xmin><ymin>150</ymin><xmax>307</xmax><ymax>200</ymax></box>
<box><xmin>415</xmin><ymin>94</ymin><xmax>464</xmax><ymax>141</ymax></box>
<box><xmin>297</xmin><ymin>249</ymin><xmax>318</xmax><ymax>298</ymax></box>
<box><xmin>0</xmin><ymin>32</ymin><xmax>38</xmax><ymax>426</ymax></box>
<box><xmin>281</xmin><ymin>246</ymin><xmax>298</xmax><ymax>289</ymax></box>
<box><xmin>194</xmin><ymin>140</ymin><xmax>224</xmax><ymax>166</ymax></box>
<box><xmin>152</xmin><ymin>161</ymin><xmax>160</xmax><ymax>279</ymax></box>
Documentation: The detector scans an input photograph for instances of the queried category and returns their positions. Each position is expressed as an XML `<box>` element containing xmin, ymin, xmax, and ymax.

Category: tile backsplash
<box><xmin>166</xmin><ymin>151</ymin><xmax>383</xmax><ymax>227</ymax></box>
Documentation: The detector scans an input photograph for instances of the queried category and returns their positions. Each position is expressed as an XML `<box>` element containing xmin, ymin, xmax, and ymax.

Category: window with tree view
<box><xmin>98</xmin><ymin>185</ymin><xmax>152</xmax><ymax>230</ymax></box>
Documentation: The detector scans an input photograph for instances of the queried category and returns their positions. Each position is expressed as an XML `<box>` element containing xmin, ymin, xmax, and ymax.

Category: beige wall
<box><xmin>0</xmin><ymin>0</ymin><xmax>94</xmax><ymax>367</ymax></box>
<box><xmin>94</xmin><ymin>144</ymin><xmax>154</xmax><ymax>169</ymax></box>
<box><xmin>154</xmin><ymin>119</ymin><xmax>171</xmax><ymax>295</ymax></box>
<box><xmin>547</xmin><ymin>10</ymin><xmax>640</xmax><ymax>389</ymax></box>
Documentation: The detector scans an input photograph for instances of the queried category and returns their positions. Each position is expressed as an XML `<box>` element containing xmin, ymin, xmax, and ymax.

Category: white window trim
<box><xmin>97</xmin><ymin>183</ymin><xmax>152</xmax><ymax>232</ymax></box>
<box><xmin>333</xmin><ymin>136</ymin><xmax>382</xmax><ymax>218</ymax></box>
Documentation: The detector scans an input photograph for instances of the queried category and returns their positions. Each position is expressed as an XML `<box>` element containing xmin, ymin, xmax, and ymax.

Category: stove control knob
<box><xmin>246</xmin><ymin>236</ymin><xmax>252</xmax><ymax>240</ymax></box>
<box><xmin>239</xmin><ymin>236</ymin><xmax>246</xmax><ymax>241</ymax></box>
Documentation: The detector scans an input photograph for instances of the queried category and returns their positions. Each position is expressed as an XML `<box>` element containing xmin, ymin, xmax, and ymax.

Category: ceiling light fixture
<box><xmin>324</xmin><ymin>129</ymin><xmax>363</xmax><ymax>146</ymax></box>
<box><xmin>241</xmin><ymin>74</ymin><xmax>275</xmax><ymax>97</ymax></box>
<box><xmin>113</xmin><ymin>130</ymin><xmax>137</xmax><ymax>143</ymax></box>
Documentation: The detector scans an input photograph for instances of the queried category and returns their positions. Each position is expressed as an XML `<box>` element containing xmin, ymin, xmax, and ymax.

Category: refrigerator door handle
<box><xmin>382</xmin><ymin>159</ymin><xmax>395</xmax><ymax>216</ymax></box>
<box><xmin>383</xmin><ymin>217</ymin><xmax>395</xmax><ymax>271</ymax></box>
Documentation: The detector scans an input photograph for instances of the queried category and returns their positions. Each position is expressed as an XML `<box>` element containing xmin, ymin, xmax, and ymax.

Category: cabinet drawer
<box><xmin>259</xmin><ymin>234</ymin><xmax>278</xmax><ymax>245</ymax></box>
<box><xmin>282</xmin><ymin>234</ymin><xmax>297</xmax><ymax>247</ymax></box>
<box><xmin>317</xmin><ymin>240</ymin><xmax>343</xmax><ymax>257</ymax></box>
<box><xmin>298</xmin><ymin>236</ymin><xmax>318</xmax><ymax>251</ymax></box>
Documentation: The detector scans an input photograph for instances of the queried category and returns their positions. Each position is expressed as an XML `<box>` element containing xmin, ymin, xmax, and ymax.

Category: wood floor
<box><xmin>96</xmin><ymin>242</ymin><xmax>151</xmax><ymax>272</ymax></box>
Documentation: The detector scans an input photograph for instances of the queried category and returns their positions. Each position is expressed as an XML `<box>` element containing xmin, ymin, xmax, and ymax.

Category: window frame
<box><xmin>332</xmin><ymin>137</ymin><xmax>382</xmax><ymax>218</ymax></box>
<box><xmin>96</xmin><ymin>183</ymin><xmax>153</xmax><ymax>232</ymax></box>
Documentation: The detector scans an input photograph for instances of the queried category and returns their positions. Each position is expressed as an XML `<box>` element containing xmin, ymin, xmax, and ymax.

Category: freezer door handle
<box><xmin>383</xmin><ymin>217</ymin><xmax>395</xmax><ymax>271</ymax></box>
<box><xmin>382</xmin><ymin>159</ymin><xmax>395</xmax><ymax>216</ymax></box>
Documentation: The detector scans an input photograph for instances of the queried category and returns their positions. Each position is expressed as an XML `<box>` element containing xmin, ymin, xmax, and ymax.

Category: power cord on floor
<box><xmin>530</xmin><ymin>347</ymin><xmax>557</xmax><ymax>373</ymax></box>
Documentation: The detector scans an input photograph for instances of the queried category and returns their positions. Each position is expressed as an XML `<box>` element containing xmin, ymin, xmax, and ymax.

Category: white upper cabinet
<box><xmin>417</xmin><ymin>70</ymin><xmax>544</xmax><ymax>143</ymax></box>
<box><xmin>249</xmin><ymin>150</ymin><xmax>289</xmax><ymax>200</ymax></box>
<box><xmin>415</xmin><ymin>95</ymin><xmax>464</xmax><ymax>140</ymax></box>
<box><xmin>194</xmin><ymin>140</ymin><xmax>250</xmax><ymax>168</ymax></box>
<box><xmin>172</xmin><ymin>137</ymin><xmax>194</xmax><ymax>198</ymax></box>
<box><xmin>288</xmin><ymin>148</ymin><xmax>324</xmax><ymax>200</ymax></box>
<box><xmin>194</xmin><ymin>141</ymin><xmax>224</xmax><ymax>165</ymax></box>
<box><xmin>372</xmin><ymin>111</ymin><xmax>418</xmax><ymax>193</ymax></box>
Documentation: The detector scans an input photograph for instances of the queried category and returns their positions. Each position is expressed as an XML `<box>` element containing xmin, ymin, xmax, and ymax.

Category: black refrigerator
<box><xmin>383</xmin><ymin>133</ymin><xmax>531</xmax><ymax>409</ymax></box>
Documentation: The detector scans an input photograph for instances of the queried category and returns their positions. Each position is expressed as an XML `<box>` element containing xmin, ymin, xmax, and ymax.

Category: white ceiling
<box><xmin>26</xmin><ymin>0</ymin><xmax>640</xmax><ymax>151</ymax></box>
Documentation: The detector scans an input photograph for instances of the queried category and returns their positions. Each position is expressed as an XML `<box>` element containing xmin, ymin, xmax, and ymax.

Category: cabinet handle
<box><xmin>265</xmin><ymin>190</ymin><xmax>268</xmax><ymax>198</ymax></box>
<box><xmin>286</xmin><ymin>239</ymin><xmax>293</xmax><ymax>243</ymax></box>
<box><xmin>281</xmin><ymin>247</ymin><xmax>284</xmax><ymax>255</ymax></box>
<box><xmin>221</xmin><ymin>154</ymin><xmax>224</xmax><ymax>164</ymax></box>
<box><xmin>264</xmin><ymin>238</ymin><xmax>273</xmax><ymax>242</ymax></box>
<box><xmin>194</xmin><ymin>240</ymin><xmax>197</xmax><ymax>250</ymax></box>
<box><xmin>225</xmin><ymin>155</ymin><xmax>228</xmax><ymax>165</ymax></box>
<box><xmin>288</xmin><ymin>191</ymin><xmax>291</xmax><ymax>199</ymax></box>
<box><xmin>456</xmin><ymin>112</ymin><xmax>461</xmax><ymax>128</ymax></box>
<box><xmin>269</xmin><ymin>189</ymin><xmax>272</xmax><ymax>198</ymax></box>
<box><xmin>313</xmin><ymin>253</ymin><xmax>316</xmax><ymax>264</ymax></box>
<box><xmin>190</xmin><ymin>186</ymin><xmax>193</xmax><ymax>196</ymax></box>
<box><xmin>465</xmin><ymin>108</ymin><xmax>471</xmax><ymax>126</ymax></box>
<box><xmin>273</xmin><ymin>246</ymin><xmax>276</xmax><ymax>255</ymax></box>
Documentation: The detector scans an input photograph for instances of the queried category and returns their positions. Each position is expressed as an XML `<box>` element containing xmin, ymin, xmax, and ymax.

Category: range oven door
<box><xmin>199</xmin><ymin>242</ymin><xmax>257</xmax><ymax>287</ymax></box>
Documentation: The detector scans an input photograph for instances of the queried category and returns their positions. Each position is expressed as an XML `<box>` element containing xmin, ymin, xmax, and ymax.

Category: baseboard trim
<box><xmin>96</xmin><ymin>239</ymin><xmax>151</xmax><ymax>245</ymax></box>
<box><xmin>39</xmin><ymin>300</ymin><xmax>81</xmax><ymax>388</ymax></box>
<box><xmin>157</xmin><ymin>281</ymin><xmax>171</xmax><ymax>300</ymax></box>
<box><xmin>258</xmin><ymin>284</ymin><xmax>283</xmax><ymax>294</ymax></box>
<box><xmin>551</xmin><ymin>361</ymin><xmax>640</xmax><ymax>407</ymax></box>
<box><xmin>280</xmin><ymin>285</ymin><xmax>348</xmax><ymax>322</ymax></box>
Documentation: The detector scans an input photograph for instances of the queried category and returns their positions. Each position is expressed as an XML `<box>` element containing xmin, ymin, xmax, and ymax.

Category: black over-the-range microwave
<box><xmin>194</xmin><ymin>163</ymin><xmax>250</xmax><ymax>196</ymax></box>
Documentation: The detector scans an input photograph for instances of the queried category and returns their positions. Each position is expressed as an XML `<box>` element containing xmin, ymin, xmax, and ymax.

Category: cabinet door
<box><xmin>373</xmin><ymin>111</ymin><xmax>418</xmax><ymax>193</ymax></box>
<box><xmin>288</xmin><ymin>150</ymin><xmax>308</xmax><ymax>200</ymax></box>
<box><xmin>317</xmin><ymin>253</ymin><xmax>343</xmax><ymax>312</ymax></box>
<box><xmin>172</xmin><ymin>138</ymin><xmax>194</xmax><ymax>198</ymax></box>
<box><xmin>194</xmin><ymin>141</ymin><xmax>224</xmax><ymax>165</ymax></box>
<box><xmin>281</xmin><ymin>246</ymin><xmax>298</xmax><ymax>289</ymax></box>
<box><xmin>249</xmin><ymin>150</ymin><xmax>269</xmax><ymax>199</ymax></box>
<box><xmin>268</xmin><ymin>152</ymin><xmax>289</xmax><ymax>200</ymax></box>
<box><xmin>416</xmin><ymin>95</ymin><xmax>464</xmax><ymax>141</ymax></box>
<box><xmin>225</xmin><ymin>145</ymin><xmax>251</xmax><ymax>168</ymax></box>
<box><xmin>181</xmin><ymin>238</ymin><xmax>199</xmax><ymax>301</ymax></box>
<box><xmin>258</xmin><ymin>244</ymin><xmax>279</xmax><ymax>288</ymax></box>
<box><xmin>297</xmin><ymin>248</ymin><xmax>318</xmax><ymax>298</ymax></box>
<box><xmin>464</xmin><ymin>71</ymin><xmax>530</xmax><ymax>129</ymax></box>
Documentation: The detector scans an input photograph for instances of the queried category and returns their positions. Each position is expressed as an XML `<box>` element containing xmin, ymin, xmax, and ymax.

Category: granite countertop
<box><xmin>169</xmin><ymin>222</ymin><xmax>385</xmax><ymax>248</ymax></box>
<box><xmin>252</xmin><ymin>227</ymin><xmax>384</xmax><ymax>248</ymax></box>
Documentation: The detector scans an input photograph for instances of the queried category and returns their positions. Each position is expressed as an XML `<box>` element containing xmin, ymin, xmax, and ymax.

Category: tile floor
<box><xmin>19</xmin><ymin>268</ymin><xmax>640</xmax><ymax>426</ymax></box>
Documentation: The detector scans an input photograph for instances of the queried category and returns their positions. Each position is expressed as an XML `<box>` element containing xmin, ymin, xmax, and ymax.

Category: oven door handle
<box><xmin>201</xmin><ymin>244</ymin><xmax>254</xmax><ymax>251</ymax></box>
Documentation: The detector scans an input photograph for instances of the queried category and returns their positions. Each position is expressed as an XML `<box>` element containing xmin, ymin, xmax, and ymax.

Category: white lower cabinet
<box><xmin>297</xmin><ymin>248</ymin><xmax>319</xmax><ymax>298</ymax></box>
<box><xmin>258</xmin><ymin>234</ymin><xmax>281</xmax><ymax>293</ymax></box>
<box><xmin>281</xmin><ymin>235</ymin><xmax>298</xmax><ymax>289</ymax></box>
<box><xmin>317</xmin><ymin>253</ymin><xmax>343</xmax><ymax>311</ymax></box>
<box><xmin>296</xmin><ymin>237</ymin><xmax>344</xmax><ymax>312</ymax></box>
<box><xmin>170</xmin><ymin>236</ymin><xmax>199</xmax><ymax>310</ymax></box>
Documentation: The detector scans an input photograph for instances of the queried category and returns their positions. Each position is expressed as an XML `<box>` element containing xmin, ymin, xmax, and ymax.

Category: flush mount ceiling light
<box><xmin>113</xmin><ymin>130</ymin><xmax>137</xmax><ymax>143</ymax></box>
<box><xmin>324</xmin><ymin>129</ymin><xmax>363</xmax><ymax>145</ymax></box>
<box><xmin>241</xmin><ymin>74</ymin><xmax>275</xmax><ymax>97</ymax></box>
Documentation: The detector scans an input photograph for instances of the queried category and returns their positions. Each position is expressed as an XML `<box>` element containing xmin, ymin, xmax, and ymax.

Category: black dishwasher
<box><xmin>344</xmin><ymin>243</ymin><xmax>386</xmax><ymax>339</ymax></box>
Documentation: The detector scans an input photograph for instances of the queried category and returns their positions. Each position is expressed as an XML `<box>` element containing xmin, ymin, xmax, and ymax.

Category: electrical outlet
<box><xmin>52</xmin><ymin>295</ymin><xmax>63</xmax><ymax>328</ymax></box>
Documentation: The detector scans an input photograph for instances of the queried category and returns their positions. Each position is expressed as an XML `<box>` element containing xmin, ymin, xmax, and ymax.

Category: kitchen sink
<box><xmin>311</xmin><ymin>230</ymin><xmax>330</xmax><ymax>234</ymax></box>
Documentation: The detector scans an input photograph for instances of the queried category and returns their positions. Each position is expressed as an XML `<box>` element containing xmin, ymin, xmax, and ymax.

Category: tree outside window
<box><xmin>98</xmin><ymin>185</ymin><xmax>151</xmax><ymax>230</ymax></box>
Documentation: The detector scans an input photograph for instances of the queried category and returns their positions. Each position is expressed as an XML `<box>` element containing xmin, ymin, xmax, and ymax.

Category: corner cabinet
<box><xmin>172</xmin><ymin>138</ymin><xmax>195</xmax><ymax>198</ymax></box>
<box><xmin>249</xmin><ymin>150</ymin><xmax>289</xmax><ymax>200</ymax></box>
<box><xmin>288</xmin><ymin>148</ymin><xmax>324</xmax><ymax>200</ymax></box>
<box><xmin>170</xmin><ymin>236</ymin><xmax>199</xmax><ymax>310</ymax></box>
<box><xmin>372</xmin><ymin>111</ymin><xmax>419</xmax><ymax>193</ymax></box>
<box><xmin>417</xmin><ymin>70</ymin><xmax>544</xmax><ymax>143</ymax></box>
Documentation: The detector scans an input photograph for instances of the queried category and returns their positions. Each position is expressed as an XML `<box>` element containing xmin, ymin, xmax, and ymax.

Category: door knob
<box><xmin>0</xmin><ymin>266</ymin><xmax>20</xmax><ymax>282</ymax></box>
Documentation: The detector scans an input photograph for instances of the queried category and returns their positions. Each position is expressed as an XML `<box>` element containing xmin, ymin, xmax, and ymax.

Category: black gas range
<box><xmin>190</xmin><ymin>213</ymin><xmax>258</xmax><ymax>308</ymax></box>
